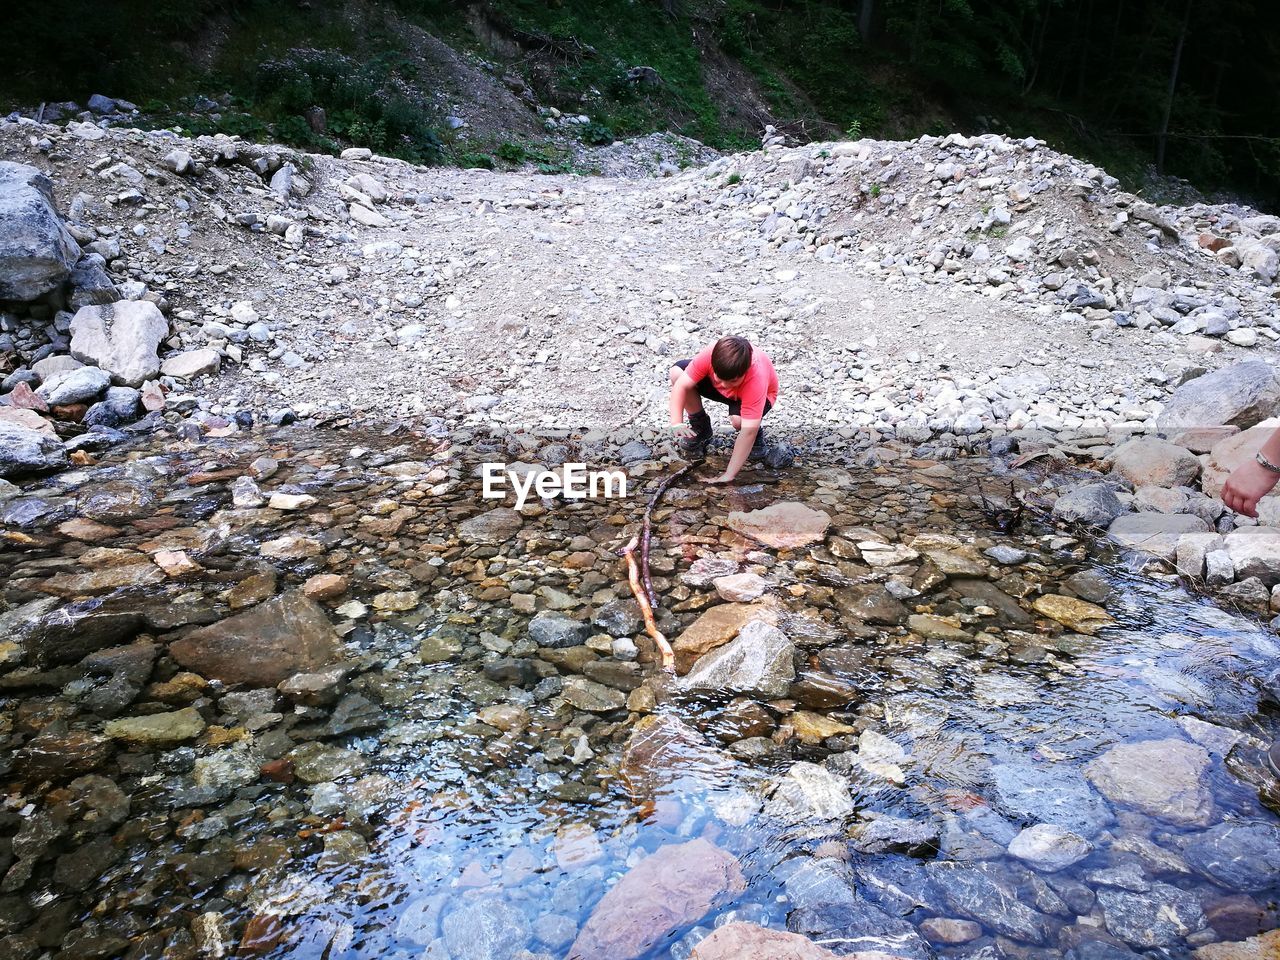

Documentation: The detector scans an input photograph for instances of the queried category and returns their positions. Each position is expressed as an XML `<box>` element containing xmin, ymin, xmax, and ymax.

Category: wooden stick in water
<box><xmin>621</xmin><ymin>534</ymin><xmax>675</xmax><ymax>672</ymax></box>
<box><xmin>619</xmin><ymin>460</ymin><xmax>698</xmax><ymax>672</ymax></box>
<box><xmin>639</xmin><ymin>462</ymin><xmax>696</xmax><ymax>606</ymax></box>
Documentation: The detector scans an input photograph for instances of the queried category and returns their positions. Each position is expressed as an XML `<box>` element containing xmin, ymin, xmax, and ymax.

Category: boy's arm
<box><xmin>712</xmin><ymin>419</ymin><xmax>759</xmax><ymax>483</ymax></box>
<box><xmin>1223</xmin><ymin>428</ymin><xmax>1280</xmax><ymax>518</ymax></box>
<box><xmin>668</xmin><ymin>372</ymin><xmax>697</xmax><ymax>437</ymax></box>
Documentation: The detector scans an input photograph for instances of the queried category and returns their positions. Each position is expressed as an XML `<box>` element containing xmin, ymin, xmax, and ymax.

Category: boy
<box><xmin>667</xmin><ymin>335</ymin><xmax>787</xmax><ymax>482</ymax></box>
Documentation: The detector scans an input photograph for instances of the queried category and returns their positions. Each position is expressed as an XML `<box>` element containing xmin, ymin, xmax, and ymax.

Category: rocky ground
<box><xmin>5</xmin><ymin>114</ymin><xmax>1280</xmax><ymax>610</ymax></box>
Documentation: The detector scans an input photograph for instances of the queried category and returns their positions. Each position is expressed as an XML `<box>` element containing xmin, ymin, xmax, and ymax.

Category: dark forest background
<box><xmin>4</xmin><ymin>0</ymin><xmax>1278</xmax><ymax>208</ymax></box>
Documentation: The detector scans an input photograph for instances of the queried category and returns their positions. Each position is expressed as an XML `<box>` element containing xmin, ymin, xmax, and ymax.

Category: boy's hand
<box><xmin>668</xmin><ymin>423</ymin><xmax>695</xmax><ymax>440</ymax></box>
<box><xmin>704</xmin><ymin>473</ymin><xmax>735</xmax><ymax>485</ymax></box>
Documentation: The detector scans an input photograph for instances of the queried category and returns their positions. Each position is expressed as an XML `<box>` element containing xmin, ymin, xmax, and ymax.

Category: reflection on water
<box><xmin>0</xmin><ymin>423</ymin><xmax>1276</xmax><ymax>960</ymax></box>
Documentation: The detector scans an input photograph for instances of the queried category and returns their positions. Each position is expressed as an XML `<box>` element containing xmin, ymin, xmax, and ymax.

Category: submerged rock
<box><xmin>672</xmin><ymin>602</ymin><xmax>773</xmax><ymax>672</ymax></box>
<box><xmin>103</xmin><ymin>707</ymin><xmax>206</xmax><ymax>746</ymax></box>
<box><xmin>787</xmin><ymin>896</ymin><xmax>931</xmax><ymax>959</ymax></box>
<box><xmin>1085</xmin><ymin>738</ymin><xmax>1213</xmax><ymax>827</ymax></box>
<box><xmin>569</xmin><ymin>838</ymin><xmax>744</xmax><ymax>960</ymax></box>
<box><xmin>678</xmin><ymin>619</ymin><xmax>795</xmax><ymax>698</ymax></box>
<box><xmin>1007</xmin><ymin>823</ymin><xmax>1094</xmax><ymax>871</ymax></box>
<box><xmin>1182</xmin><ymin>821</ymin><xmax>1280</xmax><ymax>892</ymax></box>
<box><xmin>725</xmin><ymin>501</ymin><xmax>831</xmax><ymax>549</ymax></box>
<box><xmin>1031</xmin><ymin>594</ymin><xmax>1114</xmax><ymax>634</ymax></box>
<box><xmin>688</xmin><ymin>922</ymin><xmax>843</xmax><ymax>959</ymax></box>
<box><xmin>441</xmin><ymin>897</ymin><xmax>531</xmax><ymax>960</ymax></box>
<box><xmin>990</xmin><ymin>762</ymin><xmax>1114</xmax><ymax>837</ymax></box>
<box><xmin>927</xmin><ymin>861</ymin><xmax>1055</xmax><ymax>944</ymax></box>
<box><xmin>1098</xmin><ymin>882</ymin><xmax>1206</xmax><ymax>948</ymax></box>
<box><xmin>170</xmin><ymin>591</ymin><xmax>341</xmax><ymax>685</ymax></box>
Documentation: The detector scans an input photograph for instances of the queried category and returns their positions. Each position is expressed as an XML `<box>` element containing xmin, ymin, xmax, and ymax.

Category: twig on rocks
<box><xmin>618</xmin><ymin>460</ymin><xmax>699</xmax><ymax>672</ymax></box>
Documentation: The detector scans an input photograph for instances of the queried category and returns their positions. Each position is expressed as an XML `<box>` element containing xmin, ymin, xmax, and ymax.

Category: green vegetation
<box><xmin>1</xmin><ymin>0</ymin><xmax>1276</xmax><ymax>206</ymax></box>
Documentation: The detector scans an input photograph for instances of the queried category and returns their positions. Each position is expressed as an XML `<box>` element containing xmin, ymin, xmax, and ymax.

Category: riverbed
<box><xmin>0</xmin><ymin>421</ymin><xmax>1277</xmax><ymax>960</ymax></box>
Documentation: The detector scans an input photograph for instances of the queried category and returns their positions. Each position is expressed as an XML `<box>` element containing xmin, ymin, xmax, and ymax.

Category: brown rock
<box><xmin>672</xmin><ymin>602</ymin><xmax>773</xmax><ymax>673</ymax></box>
<box><xmin>1197</xmin><ymin>234</ymin><xmax>1232</xmax><ymax>252</ymax></box>
<box><xmin>1193</xmin><ymin>929</ymin><xmax>1280</xmax><ymax>960</ymax></box>
<box><xmin>1031</xmin><ymin>594</ymin><xmax>1114</xmax><ymax>634</ymax></box>
<box><xmin>920</xmin><ymin>918</ymin><xmax>982</xmax><ymax>945</ymax></box>
<box><xmin>56</xmin><ymin>517</ymin><xmax>120</xmax><ymax>541</ymax></box>
<box><xmin>40</xmin><ymin>562</ymin><xmax>164</xmax><ymax>597</ymax></box>
<box><xmin>302</xmin><ymin>574</ymin><xmax>348</xmax><ymax>600</ymax></box>
<box><xmin>568</xmin><ymin>838</ymin><xmax>745</xmax><ymax>960</ymax></box>
<box><xmin>8</xmin><ymin>381</ymin><xmax>48</xmax><ymax>412</ymax></box>
<box><xmin>688</xmin><ymin>922</ymin><xmax>844</xmax><ymax>959</ymax></box>
<box><xmin>225</xmin><ymin>568</ymin><xmax>278</xmax><ymax>610</ymax></box>
<box><xmin>154</xmin><ymin>549</ymin><xmax>201</xmax><ymax>577</ymax></box>
<box><xmin>259</xmin><ymin>759</ymin><xmax>295</xmax><ymax>784</ymax></box>
<box><xmin>725</xmin><ymin>502</ymin><xmax>831</xmax><ymax>549</ymax></box>
<box><xmin>169</xmin><ymin>591</ymin><xmax>340</xmax><ymax>686</ymax></box>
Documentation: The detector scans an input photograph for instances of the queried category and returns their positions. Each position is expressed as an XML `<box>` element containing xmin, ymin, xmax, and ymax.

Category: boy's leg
<box><xmin>669</xmin><ymin>364</ymin><xmax>705</xmax><ymax>415</ymax></box>
<box><xmin>670</xmin><ymin>361</ymin><xmax>713</xmax><ymax>451</ymax></box>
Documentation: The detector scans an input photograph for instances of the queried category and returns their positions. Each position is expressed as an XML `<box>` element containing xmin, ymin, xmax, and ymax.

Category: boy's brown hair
<box><xmin>711</xmin><ymin>336</ymin><xmax>752</xmax><ymax>380</ymax></box>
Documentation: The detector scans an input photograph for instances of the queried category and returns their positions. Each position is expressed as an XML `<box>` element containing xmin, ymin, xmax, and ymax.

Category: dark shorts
<box><xmin>674</xmin><ymin>359</ymin><xmax>773</xmax><ymax>418</ymax></box>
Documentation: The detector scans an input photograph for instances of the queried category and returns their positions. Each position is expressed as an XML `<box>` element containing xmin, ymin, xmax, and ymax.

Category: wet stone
<box><xmin>528</xmin><ymin>611</ymin><xmax>590</xmax><ymax>648</ymax></box>
<box><xmin>786</xmin><ymin>896</ymin><xmax>932</xmax><ymax>960</ymax></box>
<box><xmin>287</xmin><ymin>742</ymin><xmax>369</xmax><ymax>782</ymax></box>
<box><xmin>170</xmin><ymin>591</ymin><xmax>341</xmax><ymax>686</ymax></box>
<box><xmin>990</xmin><ymin>762</ymin><xmax>1114</xmax><ymax>838</ymax></box>
<box><xmin>1085</xmin><ymin>738</ymin><xmax>1213</xmax><ymax>827</ymax></box>
<box><xmin>1182</xmin><ymin>821</ymin><xmax>1280</xmax><ymax>892</ymax></box>
<box><xmin>927</xmin><ymin>861</ymin><xmax>1056</xmax><ymax>944</ymax></box>
<box><xmin>1098</xmin><ymin>882</ymin><xmax>1207</xmax><ymax>948</ymax></box>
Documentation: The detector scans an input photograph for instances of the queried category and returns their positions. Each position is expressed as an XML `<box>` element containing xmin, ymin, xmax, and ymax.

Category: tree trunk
<box><xmin>859</xmin><ymin>0</ymin><xmax>874</xmax><ymax>41</ymax></box>
<box><xmin>1156</xmin><ymin>0</ymin><xmax>1193</xmax><ymax>174</ymax></box>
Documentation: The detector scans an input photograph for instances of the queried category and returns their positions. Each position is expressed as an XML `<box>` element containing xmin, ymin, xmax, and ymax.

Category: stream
<box><xmin>0</xmin><ymin>420</ymin><xmax>1277</xmax><ymax>960</ymax></box>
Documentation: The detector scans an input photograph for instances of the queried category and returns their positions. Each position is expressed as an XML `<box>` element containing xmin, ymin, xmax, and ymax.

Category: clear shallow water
<box><xmin>0</xmin><ymin>424</ymin><xmax>1276</xmax><ymax>960</ymax></box>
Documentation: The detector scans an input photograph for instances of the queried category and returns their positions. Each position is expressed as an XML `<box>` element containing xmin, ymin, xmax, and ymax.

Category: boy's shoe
<box><xmin>680</xmin><ymin>410</ymin><xmax>713</xmax><ymax>454</ymax></box>
<box><xmin>748</xmin><ymin>429</ymin><xmax>795</xmax><ymax>469</ymax></box>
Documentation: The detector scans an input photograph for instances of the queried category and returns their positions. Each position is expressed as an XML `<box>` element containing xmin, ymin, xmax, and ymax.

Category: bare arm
<box><xmin>668</xmin><ymin>371</ymin><xmax>698</xmax><ymax>429</ymax></box>
<box><xmin>1222</xmin><ymin>428</ymin><xmax>1280</xmax><ymax>518</ymax></box>
<box><xmin>715</xmin><ymin>419</ymin><xmax>759</xmax><ymax>482</ymax></box>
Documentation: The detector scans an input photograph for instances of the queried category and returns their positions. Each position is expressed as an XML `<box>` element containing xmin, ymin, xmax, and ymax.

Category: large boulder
<box><xmin>1107</xmin><ymin>438</ymin><xmax>1200</xmax><ymax>488</ymax></box>
<box><xmin>0</xmin><ymin>161</ymin><xmax>81</xmax><ymax>300</ymax></box>
<box><xmin>169</xmin><ymin>591</ymin><xmax>341</xmax><ymax>685</ymax></box>
<box><xmin>677</xmin><ymin>619</ymin><xmax>796</xmax><ymax>698</ymax></box>
<box><xmin>0</xmin><ymin>420</ymin><xmax>68</xmax><ymax>477</ymax></box>
<box><xmin>569</xmin><ymin>839</ymin><xmax>745</xmax><ymax>960</ymax></box>
<box><xmin>69</xmin><ymin>301</ymin><xmax>168</xmax><ymax>386</ymax></box>
<box><xmin>1157</xmin><ymin>362</ymin><xmax>1280</xmax><ymax>433</ymax></box>
<box><xmin>1107</xmin><ymin>513</ymin><xmax>1211</xmax><ymax>561</ymax></box>
<box><xmin>1052</xmin><ymin>483</ymin><xmax>1128</xmax><ymax>527</ymax></box>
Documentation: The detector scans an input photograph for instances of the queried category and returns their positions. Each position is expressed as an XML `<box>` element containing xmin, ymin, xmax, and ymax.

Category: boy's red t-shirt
<box><xmin>684</xmin><ymin>344</ymin><xmax>779</xmax><ymax>420</ymax></box>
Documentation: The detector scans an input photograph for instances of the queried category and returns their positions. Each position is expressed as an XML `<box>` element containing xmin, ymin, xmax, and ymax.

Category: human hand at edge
<box><xmin>1222</xmin><ymin>459</ymin><xmax>1280</xmax><ymax>518</ymax></box>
